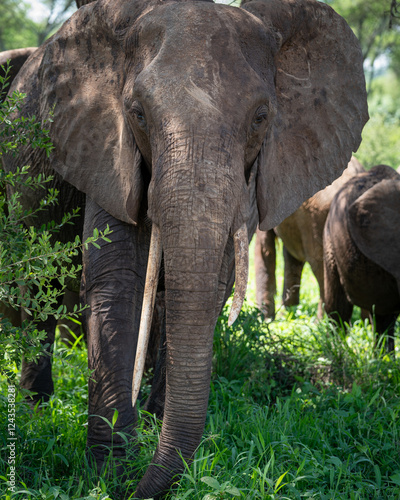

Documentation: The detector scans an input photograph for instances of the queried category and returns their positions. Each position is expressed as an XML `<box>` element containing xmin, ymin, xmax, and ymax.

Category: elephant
<box><xmin>323</xmin><ymin>164</ymin><xmax>400</xmax><ymax>354</ymax></box>
<box><xmin>255</xmin><ymin>157</ymin><xmax>365</xmax><ymax>319</ymax></box>
<box><xmin>0</xmin><ymin>47</ymin><xmax>37</xmax><ymax>96</ymax></box>
<box><xmin>2</xmin><ymin>0</ymin><xmax>368</xmax><ymax>496</ymax></box>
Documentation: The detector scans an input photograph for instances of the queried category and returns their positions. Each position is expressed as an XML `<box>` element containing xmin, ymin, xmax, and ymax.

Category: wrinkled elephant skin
<box><xmin>324</xmin><ymin>165</ymin><xmax>400</xmax><ymax>353</ymax></box>
<box><xmin>2</xmin><ymin>0</ymin><xmax>368</xmax><ymax>496</ymax></box>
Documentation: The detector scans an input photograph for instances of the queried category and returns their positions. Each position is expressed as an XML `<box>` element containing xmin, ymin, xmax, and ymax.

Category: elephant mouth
<box><xmin>131</xmin><ymin>221</ymin><xmax>249</xmax><ymax>407</ymax></box>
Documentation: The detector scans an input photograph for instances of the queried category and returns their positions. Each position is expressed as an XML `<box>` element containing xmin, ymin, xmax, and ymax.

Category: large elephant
<box><xmin>323</xmin><ymin>164</ymin><xmax>400</xmax><ymax>353</ymax></box>
<box><xmin>255</xmin><ymin>157</ymin><xmax>365</xmax><ymax>319</ymax></box>
<box><xmin>2</xmin><ymin>0</ymin><xmax>368</xmax><ymax>496</ymax></box>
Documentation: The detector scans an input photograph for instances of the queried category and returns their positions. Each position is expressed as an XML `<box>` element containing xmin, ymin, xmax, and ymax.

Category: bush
<box><xmin>356</xmin><ymin>70</ymin><xmax>400</xmax><ymax>170</ymax></box>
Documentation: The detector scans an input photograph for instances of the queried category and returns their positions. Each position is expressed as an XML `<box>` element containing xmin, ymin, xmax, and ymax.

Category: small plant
<box><xmin>200</xmin><ymin>476</ymin><xmax>241</xmax><ymax>499</ymax></box>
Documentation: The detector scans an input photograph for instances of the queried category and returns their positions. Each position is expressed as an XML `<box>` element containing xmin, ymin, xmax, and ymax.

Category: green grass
<box><xmin>1</xmin><ymin>238</ymin><xmax>400</xmax><ymax>499</ymax></box>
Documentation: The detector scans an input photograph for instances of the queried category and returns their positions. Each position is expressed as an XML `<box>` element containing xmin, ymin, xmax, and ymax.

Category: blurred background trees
<box><xmin>325</xmin><ymin>0</ymin><xmax>400</xmax><ymax>169</ymax></box>
<box><xmin>0</xmin><ymin>0</ymin><xmax>399</xmax><ymax>169</ymax></box>
<box><xmin>0</xmin><ymin>0</ymin><xmax>75</xmax><ymax>50</ymax></box>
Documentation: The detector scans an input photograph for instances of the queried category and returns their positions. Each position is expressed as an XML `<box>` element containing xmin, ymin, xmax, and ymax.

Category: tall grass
<box><xmin>1</xmin><ymin>238</ymin><xmax>399</xmax><ymax>499</ymax></box>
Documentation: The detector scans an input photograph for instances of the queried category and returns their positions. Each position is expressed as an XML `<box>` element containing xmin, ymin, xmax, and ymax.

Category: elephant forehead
<box><xmin>129</xmin><ymin>1</ymin><xmax>274</xmax><ymax>78</ymax></box>
<box><xmin>126</xmin><ymin>3</ymin><xmax>274</xmax><ymax>116</ymax></box>
<box><xmin>134</xmin><ymin>1</ymin><xmax>265</xmax><ymax>40</ymax></box>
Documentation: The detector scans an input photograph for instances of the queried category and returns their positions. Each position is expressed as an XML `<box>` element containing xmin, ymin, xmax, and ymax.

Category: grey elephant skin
<box><xmin>323</xmin><ymin>165</ymin><xmax>400</xmax><ymax>353</ymax></box>
<box><xmin>255</xmin><ymin>157</ymin><xmax>365</xmax><ymax>319</ymax></box>
<box><xmin>2</xmin><ymin>0</ymin><xmax>368</xmax><ymax>496</ymax></box>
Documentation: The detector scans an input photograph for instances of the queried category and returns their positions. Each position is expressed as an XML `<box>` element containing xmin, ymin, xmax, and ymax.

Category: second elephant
<box><xmin>323</xmin><ymin>164</ymin><xmax>400</xmax><ymax>353</ymax></box>
<box><xmin>255</xmin><ymin>157</ymin><xmax>364</xmax><ymax>318</ymax></box>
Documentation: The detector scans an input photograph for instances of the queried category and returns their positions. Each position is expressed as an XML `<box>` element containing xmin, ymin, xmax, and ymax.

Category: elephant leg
<box><xmin>282</xmin><ymin>246</ymin><xmax>304</xmax><ymax>308</ymax></box>
<box><xmin>20</xmin><ymin>292</ymin><xmax>61</xmax><ymax>404</ymax></box>
<box><xmin>1</xmin><ymin>284</ymin><xmax>55</xmax><ymax>400</ymax></box>
<box><xmin>374</xmin><ymin>313</ymin><xmax>397</xmax><ymax>354</ymax></box>
<box><xmin>361</xmin><ymin>308</ymin><xmax>370</xmax><ymax>322</ymax></box>
<box><xmin>0</xmin><ymin>302</ymin><xmax>21</xmax><ymax>328</ymax></box>
<box><xmin>143</xmin><ymin>315</ymin><xmax>166</xmax><ymax>420</ymax></box>
<box><xmin>82</xmin><ymin>198</ymin><xmax>150</xmax><ymax>473</ymax></box>
<box><xmin>323</xmin><ymin>247</ymin><xmax>353</xmax><ymax>328</ymax></box>
<box><xmin>254</xmin><ymin>228</ymin><xmax>276</xmax><ymax>318</ymax></box>
<box><xmin>308</xmin><ymin>259</ymin><xmax>325</xmax><ymax>319</ymax></box>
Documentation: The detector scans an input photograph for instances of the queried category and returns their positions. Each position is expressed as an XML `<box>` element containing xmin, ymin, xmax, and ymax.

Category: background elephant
<box><xmin>0</xmin><ymin>47</ymin><xmax>37</xmax><ymax>95</ymax></box>
<box><xmin>323</xmin><ymin>164</ymin><xmax>400</xmax><ymax>353</ymax></box>
<box><xmin>2</xmin><ymin>0</ymin><xmax>368</xmax><ymax>497</ymax></box>
<box><xmin>255</xmin><ymin>157</ymin><xmax>365</xmax><ymax>319</ymax></box>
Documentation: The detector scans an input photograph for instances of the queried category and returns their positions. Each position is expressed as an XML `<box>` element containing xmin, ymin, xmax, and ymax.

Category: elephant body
<box><xmin>323</xmin><ymin>165</ymin><xmax>400</xmax><ymax>353</ymax></box>
<box><xmin>255</xmin><ymin>157</ymin><xmax>365</xmax><ymax>318</ymax></box>
<box><xmin>2</xmin><ymin>0</ymin><xmax>368</xmax><ymax>496</ymax></box>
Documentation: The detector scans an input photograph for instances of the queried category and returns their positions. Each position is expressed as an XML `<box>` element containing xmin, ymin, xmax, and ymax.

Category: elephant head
<box><xmin>8</xmin><ymin>0</ymin><xmax>368</xmax><ymax>496</ymax></box>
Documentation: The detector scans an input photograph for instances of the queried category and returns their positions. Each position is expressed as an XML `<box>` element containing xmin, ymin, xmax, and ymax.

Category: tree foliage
<box><xmin>326</xmin><ymin>0</ymin><xmax>399</xmax><ymax>87</ymax></box>
<box><xmin>323</xmin><ymin>0</ymin><xmax>400</xmax><ymax>169</ymax></box>
<box><xmin>0</xmin><ymin>0</ymin><xmax>77</xmax><ymax>50</ymax></box>
<box><xmin>355</xmin><ymin>69</ymin><xmax>400</xmax><ymax>169</ymax></box>
<box><xmin>0</xmin><ymin>1</ymin><xmax>37</xmax><ymax>51</ymax></box>
<box><xmin>34</xmin><ymin>0</ymin><xmax>76</xmax><ymax>46</ymax></box>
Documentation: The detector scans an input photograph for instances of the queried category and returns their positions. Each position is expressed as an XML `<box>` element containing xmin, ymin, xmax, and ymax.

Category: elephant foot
<box><xmin>20</xmin><ymin>356</ymin><xmax>54</xmax><ymax>407</ymax></box>
<box><xmin>23</xmin><ymin>392</ymin><xmax>52</xmax><ymax>409</ymax></box>
<box><xmin>259</xmin><ymin>300</ymin><xmax>275</xmax><ymax>320</ymax></box>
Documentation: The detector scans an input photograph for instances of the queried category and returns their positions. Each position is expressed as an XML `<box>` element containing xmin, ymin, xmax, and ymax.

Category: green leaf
<box><xmin>390</xmin><ymin>472</ymin><xmax>400</xmax><ymax>486</ymax></box>
<box><xmin>112</xmin><ymin>409</ymin><xmax>119</xmax><ymax>427</ymax></box>
<box><xmin>274</xmin><ymin>471</ymin><xmax>288</xmax><ymax>492</ymax></box>
<box><xmin>55</xmin><ymin>453</ymin><xmax>69</xmax><ymax>466</ymax></box>
<box><xmin>327</xmin><ymin>456</ymin><xmax>342</xmax><ymax>468</ymax></box>
<box><xmin>43</xmin><ymin>438</ymin><xmax>56</xmax><ymax>456</ymax></box>
<box><xmin>225</xmin><ymin>485</ymin><xmax>241</xmax><ymax>496</ymax></box>
<box><xmin>200</xmin><ymin>476</ymin><xmax>221</xmax><ymax>490</ymax></box>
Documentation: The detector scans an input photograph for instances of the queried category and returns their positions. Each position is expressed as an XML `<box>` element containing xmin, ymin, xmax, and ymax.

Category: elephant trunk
<box><xmin>134</xmin><ymin>165</ymin><xmax>249</xmax><ymax>496</ymax></box>
<box><xmin>131</xmin><ymin>222</ymin><xmax>248</xmax><ymax>408</ymax></box>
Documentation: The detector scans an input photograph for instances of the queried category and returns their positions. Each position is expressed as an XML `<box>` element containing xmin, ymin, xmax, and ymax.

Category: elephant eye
<box><xmin>131</xmin><ymin>102</ymin><xmax>147</xmax><ymax>128</ymax></box>
<box><xmin>135</xmin><ymin>110</ymin><xmax>146</xmax><ymax>127</ymax></box>
<box><xmin>252</xmin><ymin>105</ymin><xmax>269</xmax><ymax>130</ymax></box>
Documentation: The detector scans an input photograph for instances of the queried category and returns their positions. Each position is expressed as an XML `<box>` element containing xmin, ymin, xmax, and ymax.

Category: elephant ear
<box><xmin>348</xmin><ymin>174</ymin><xmax>400</xmax><ymax>284</ymax></box>
<box><xmin>0</xmin><ymin>47</ymin><xmax>37</xmax><ymax>99</ymax></box>
<box><xmin>242</xmin><ymin>0</ymin><xmax>369</xmax><ymax>230</ymax></box>
<box><xmin>38</xmin><ymin>0</ymin><xmax>154</xmax><ymax>225</ymax></box>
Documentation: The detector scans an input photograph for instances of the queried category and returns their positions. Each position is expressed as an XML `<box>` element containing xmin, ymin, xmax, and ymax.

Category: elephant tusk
<box><xmin>228</xmin><ymin>223</ymin><xmax>249</xmax><ymax>327</ymax></box>
<box><xmin>132</xmin><ymin>223</ymin><xmax>162</xmax><ymax>407</ymax></box>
